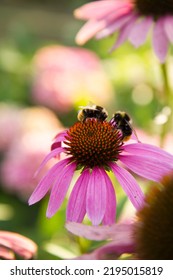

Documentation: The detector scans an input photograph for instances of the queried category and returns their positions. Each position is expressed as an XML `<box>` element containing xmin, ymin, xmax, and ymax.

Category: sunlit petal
<box><xmin>110</xmin><ymin>163</ymin><xmax>144</xmax><ymax>210</ymax></box>
<box><xmin>46</xmin><ymin>162</ymin><xmax>76</xmax><ymax>217</ymax></box>
<box><xmin>128</xmin><ymin>16</ymin><xmax>153</xmax><ymax>47</ymax></box>
<box><xmin>86</xmin><ymin>167</ymin><xmax>107</xmax><ymax>225</ymax></box>
<box><xmin>67</xmin><ymin>169</ymin><xmax>90</xmax><ymax>223</ymax></box>
<box><xmin>152</xmin><ymin>18</ymin><xmax>169</xmax><ymax>63</ymax></box>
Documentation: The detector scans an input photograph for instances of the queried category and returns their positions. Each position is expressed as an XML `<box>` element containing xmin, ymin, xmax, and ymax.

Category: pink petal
<box><xmin>67</xmin><ymin>169</ymin><xmax>90</xmax><ymax>223</ymax></box>
<box><xmin>119</xmin><ymin>154</ymin><xmax>172</xmax><ymax>182</ymax></box>
<box><xmin>68</xmin><ymin>224</ymin><xmax>134</xmax><ymax>258</ymax></box>
<box><xmin>29</xmin><ymin>158</ymin><xmax>69</xmax><ymax>205</ymax></box>
<box><xmin>53</xmin><ymin>130</ymin><xmax>68</xmax><ymax>142</ymax></box>
<box><xmin>110</xmin><ymin>13</ymin><xmax>138</xmax><ymax>51</ymax></box>
<box><xmin>128</xmin><ymin>16</ymin><xmax>153</xmax><ymax>47</ymax></box>
<box><xmin>75</xmin><ymin>240</ymin><xmax>134</xmax><ymax>260</ymax></box>
<box><xmin>96</xmin><ymin>12</ymin><xmax>133</xmax><ymax>39</ymax></box>
<box><xmin>74</xmin><ymin>0</ymin><xmax>128</xmax><ymax>20</ymax></box>
<box><xmin>34</xmin><ymin>147</ymin><xmax>65</xmax><ymax>177</ymax></box>
<box><xmin>0</xmin><ymin>231</ymin><xmax>37</xmax><ymax>259</ymax></box>
<box><xmin>86</xmin><ymin>167</ymin><xmax>107</xmax><ymax>225</ymax></box>
<box><xmin>66</xmin><ymin>221</ymin><xmax>133</xmax><ymax>241</ymax></box>
<box><xmin>50</xmin><ymin>142</ymin><xmax>61</xmax><ymax>150</ymax></box>
<box><xmin>110</xmin><ymin>163</ymin><xmax>144</xmax><ymax>210</ymax></box>
<box><xmin>46</xmin><ymin>162</ymin><xmax>76</xmax><ymax>217</ymax></box>
<box><xmin>101</xmin><ymin>169</ymin><xmax>116</xmax><ymax>225</ymax></box>
<box><xmin>51</xmin><ymin>130</ymin><xmax>68</xmax><ymax>150</ymax></box>
<box><xmin>0</xmin><ymin>248</ymin><xmax>14</xmax><ymax>260</ymax></box>
<box><xmin>123</xmin><ymin>142</ymin><xmax>173</xmax><ymax>164</ymax></box>
<box><xmin>152</xmin><ymin>18</ymin><xmax>169</xmax><ymax>63</ymax></box>
<box><xmin>164</xmin><ymin>16</ymin><xmax>173</xmax><ymax>43</ymax></box>
<box><xmin>76</xmin><ymin>4</ymin><xmax>133</xmax><ymax>45</ymax></box>
<box><xmin>75</xmin><ymin>19</ymin><xmax>108</xmax><ymax>45</ymax></box>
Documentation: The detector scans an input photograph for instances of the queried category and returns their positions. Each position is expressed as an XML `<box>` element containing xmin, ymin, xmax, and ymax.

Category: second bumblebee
<box><xmin>110</xmin><ymin>111</ymin><xmax>139</xmax><ymax>142</ymax></box>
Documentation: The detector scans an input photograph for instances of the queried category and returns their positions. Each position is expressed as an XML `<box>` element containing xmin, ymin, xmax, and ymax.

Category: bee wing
<box><xmin>126</xmin><ymin>119</ymin><xmax>140</xmax><ymax>143</ymax></box>
<box><xmin>78</xmin><ymin>102</ymin><xmax>96</xmax><ymax>110</ymax></box>
<box><xmin>130</xmin><ymin>125</ymin><xmax>140</xmax><ymax>143</ymax></box>
<box><xmin>78</xmin><ymin>106</ymin><xmax>85</xmax><ymax>109</ymax></box>
<box><xmin>87</xmin><ymin>101</ymin><xmax>95</xmax><ymax>107</ymax></box>
<box><xmin>131</xmin><ymin>130</ymin><xmax>140</xmax><ymax>142</ymax></box>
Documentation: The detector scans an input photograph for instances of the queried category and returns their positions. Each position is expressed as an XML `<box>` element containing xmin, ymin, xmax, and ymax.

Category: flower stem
<box><xmin>161</xmin><ymin>63</ymin><xmax>170</xmax><ymax>102</ymax></box>
<box><xmin>159</xmin><ymin>63</ymin><xmax>172</xmax><ymax>147</ymax></box>
<box><xmin>76</xmin><ymin>236</ymin><xmax>90</xmax><ymax>254</ymax></box>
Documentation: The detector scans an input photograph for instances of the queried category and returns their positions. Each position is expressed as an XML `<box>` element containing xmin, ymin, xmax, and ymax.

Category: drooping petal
<box><xmin>46</xmin><ymin>162</ymin><xmax>76</xmax><ymax>218</ymax></box>
<box><xmin>123</xmin><ymin>142</ymin><xmax>173</xmax><ymax>165</ymax></box>
<box><xmin>86</xmin><ymin>167</ymin><xmax>107</xmax><ymax>225</ymax></box>
<box><xmin>0</xmin><ymin>248</ymin><xmax>14</xmax><ymax>260</ymax></box>
<box><xmin>74</xmin><ymin>240</ymin><xmax>134</xmax><ymax>260</ymax></box>
<box><xmin>70</xmin><ymin>223</ymin><xmax>135</xmax><ymax>258</ymax></box>
<box><xmin>66</xmin><ymin>221</ymin><xmax>133</xmax><ymax>241</ymax></box>
<box><xmin>29</xmin><ymin>158</ymin><xmax>69</xmax><ymax>205</ymax></box>
<box><xmin>110</xmin><ymin>163</ymin><xmax>144</xmax><ymax>210</ymax></box>
<box><xmin>128</xmin><ymin>16</ymin><xmax>153</xmax><ymax>47</ymax></box>
<box><xmin>75</xmin><ymin>19</ymin><xmax>108</xmax><ymax>45</ymax></box>
<box><xmin>34</xmin><ymin>147</ymin><xmax>65</xmax><ymax>177</ymax></box>
<box><xmin>51</xmin><ymin>130</ymin><xmax>68</xmax><ymax>150</ymax></box>
<box><xmin>67</xmin><ymin>169</ymin><xmax>90</xmax><ymax>223</ymax></box>
<box><xmin>53</xmin><ymin>130</ymin><xmax>68</xmax><ymax>142</ymax></box>
<box><xmin>0</xmin><ymin>231</ymin><xmax>37</xmax><ymax>260</ymax></box>
<box><xmin>164</xmin><ymin>16</ymin><xmax>173</xmax><ymax>43</ymax></box>
<box><xmin>76</xmin><ymin>4</ymin><xmax>133</xmax><ymax>45</ymax></box>
<box><xmin>119</xmin><ymin>154</ymin><xmax>173</xmax><ymax>182</ymax></box>
<box><xmin>101</xmin><ymin>169</ymin><xmax>116</xmax><ymax>225</ymax></box>
<box><xmin>110</xmin><ymin>13</ymin><xmax>138</xmax><ymax>51</ymax></box>
<box><xmin>74</xmin><ymin>0</ymin><xmax>127</xmax><ymax>20</ymax></box>
<box><xmin>152</xmin><ymin>18</ymin><xmax>169</xmax><ymax>63</ymax></box>
<box><xmin>96</xmin><ymin>12</ymin><xmax>133</xmax><ymax>39</ymax></box>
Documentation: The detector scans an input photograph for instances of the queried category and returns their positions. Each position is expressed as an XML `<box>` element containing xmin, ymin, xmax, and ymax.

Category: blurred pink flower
<box><xmin>0</xmin><ymin>231</ymin><xmax>37</xmax><ymax>259</ymax></box>
<box><xmin>1</xmin><ymin>107</ymin><xmax>63</xmax><ymax>199</ymax></box>
<box><xmin>75</xmin><ymin>0</ymin><xmax>173</xmax><ymax>62</ymax></box>
<box><xmin>0</xmin><ymin>103</ymin><xmax>22</xmax><ymax>152</ymax></box>
<box><xmin>29</xmin><ymin>114</ymin><xmax>173</xmax><ymax>226</ymax></box>
<box><xmin>66</xmin><ymin>222</ymin><xmax>134</xmax><ymax>259</ymax></box>
<box><xmin>32</xmin><ymin>45</ymin><xmax>113</xmax><ymax>112</ymax></box>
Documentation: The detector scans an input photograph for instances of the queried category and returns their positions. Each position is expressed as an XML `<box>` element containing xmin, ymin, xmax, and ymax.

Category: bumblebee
<box><xmin>77</xmin><ymin>104</ymin><xmax>108</xmax><ymax>122</ymax></box>
<box><xmin>110</xmin><ymin>111</ymin><xmax>139</xmax><ymax>142</ymax></box>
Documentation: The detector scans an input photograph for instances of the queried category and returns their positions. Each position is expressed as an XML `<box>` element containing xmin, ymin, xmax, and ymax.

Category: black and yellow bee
<box><xmin>78</xmin><ymin>104</ymin><xmax>139</xmax><ymax>142</ymax></box>
<box><xmin>111</xmin><ymin>111</ymin><xmax>139</xmax><ymax>142</ymax></box>
<box><xmin>77</xmin><ymin>104</ymin><xmax>108</xmax><ymax>122</ymax></box>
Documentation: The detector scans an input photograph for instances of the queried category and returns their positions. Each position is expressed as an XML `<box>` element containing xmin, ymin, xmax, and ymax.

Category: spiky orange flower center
<box><xmin>134</xmin><ymin>0</ymin><xmax>173</xmax><ymax>16</ymax></box>
<box><xmin>64</xmin><ymin>119</ymin><xmax>123</xmax><ymax>169</ymax></box>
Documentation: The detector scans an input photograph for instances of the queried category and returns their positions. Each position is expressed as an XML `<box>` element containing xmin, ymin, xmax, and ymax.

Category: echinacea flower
<box><xmin>0</xmin><ymin>231</ymin><xmax>37</xmax><ymax>260</ymax></box>
<box><xmin>74</xmin><ymin>0</ymin><xmax>173</xmax><ymax>63</ymax></box>
<box><xmin>66</xmin><ymin>171</ymin><xmax>173</xmax><ymax>260</ymax></box>
<box><xmin>29</xmin><ymin>109</ymin><xmax>173</xmax><ymax>226</ymax></box>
